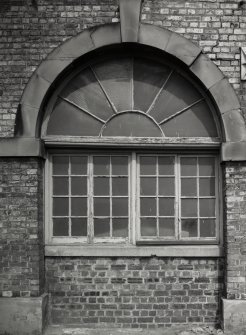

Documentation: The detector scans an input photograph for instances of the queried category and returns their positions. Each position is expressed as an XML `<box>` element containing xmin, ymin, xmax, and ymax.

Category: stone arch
<box><xmin>10</xmin><ymin>0</ymin><xmax>246</xmax><ymax>160</ymax></box>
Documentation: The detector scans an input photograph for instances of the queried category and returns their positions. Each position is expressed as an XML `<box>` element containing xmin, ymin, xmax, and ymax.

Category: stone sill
<box><xmin>45</xmin><ymin>245</ymin><xmax>223</xmax><ymax>257</ymax></box>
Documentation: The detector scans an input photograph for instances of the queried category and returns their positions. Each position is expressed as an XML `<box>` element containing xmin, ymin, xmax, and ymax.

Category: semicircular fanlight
<box><xmin>46</xmin><ymin>57</ymin><xmax>218</xmax><ymax>138</ymax></box>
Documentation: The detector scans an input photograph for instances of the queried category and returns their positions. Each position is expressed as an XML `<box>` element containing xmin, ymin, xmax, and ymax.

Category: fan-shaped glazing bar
<box><xmin>59</xmin><ymin>96</ymin><xmax>106</xmax><ymax>124</ymax></box>
<box><xmin>146</xmin><ymin>70</ymin><xmax>173</xmax><ymax>114</ymax></box>
<box><xmin>159</xmin><ymin>98</ymin><xmax>205</xmax><ymax>125</ymax></box>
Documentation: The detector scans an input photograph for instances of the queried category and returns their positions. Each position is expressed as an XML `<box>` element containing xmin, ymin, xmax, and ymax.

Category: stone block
<box><xmin>222</xmin><ymin>142</ymin><xmax>246</xmax><ymax>161</ymax></box>
<box><xmin>221</xmin><ymin>109</ymin><xmax>246</xmax><ymax>142</ymax></box>
<box><xmin>0</xmin><ymin>293</ymin><xmax>48</xmax><ymax>335</ymax></box>
<box><xmin>190</xmin><ymin>53</ymin><xmax>224</xmax><ymax>89</ymax></box>
<box><xmin>119</xmin><ymin>0</ymin><xmax>142</xmax><ymax>42</ymax></box>
<box><xmin>90</xmin><ymin>23</ymin><xmax>121</xmax><ymax>48</ymax></box>
<box><xmin>222</xmin><ymin>298</ymin><xmax>246</xmax><ymax>332</ymax></box>
<box><xmin>209</xmin><ymin>78</ymin><xmax>240</xmax><ymax>114</ymax></box>
<box><xmin>138</xmin><ymin>23</ymin><xmax>172</xmax><ymax>50</ymax></box>
<box><xmin>165</xmin><ymin>32</ymin><xmax>201</xmax><ymax>66</ymax></box>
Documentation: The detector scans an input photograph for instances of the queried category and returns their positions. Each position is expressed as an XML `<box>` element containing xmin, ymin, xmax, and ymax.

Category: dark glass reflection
<box><xmin>53</xmin><ymin>218</ymin><xmax>69</xmax><ymax>236</ymax></box>
<box><xmin>71</xmin><ymin>218</ymin><xmax>87</xmax><ymax>236</ymax></box>
<box><xmin>112</xmin><ymin>218</ymin><xmax>128</xmax><ymax>237</ymax></box>
<box><xmin>141</xmin><ymin>218</ymin><xmax>157</xmax><ymax>236</ymax></box>
<box><xmin>94</xmin><ymin>218</ymin><xmax>110</xmax><ymax>237</ymax></box>
<box><xmin>181</xmin><ymin>219</ymin><xmax>197</xmax><ymax>238</ymax></box>
<box><xmin>53</xmin><ymin>156</ymin><xmax>69</xmax><ymax>175</ymax></box>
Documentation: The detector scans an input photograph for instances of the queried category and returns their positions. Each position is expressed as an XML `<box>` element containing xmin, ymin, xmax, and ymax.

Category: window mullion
<box><xmin>176</xmin><ymin>155</ymin><xmax>180</xmax><ymax>240</ymax></box>
<box><xmin>110</xmin><ymin>156</ymin><xmax>112</xmax><ymax>238</ymax></box>
<box><xmin>88</xmin><ymin>155</ymin><xmax>93</xmax><ymax>244</ymax></box>
<box><xmin>156</xmin><ymin>157</ymin><xmax>159</xmax><ymax>238</ymax></box>
<box><xmin>68</xmin><ymin>156</ymin><xmax>71</xmax><ymax>237</ymax></box>
<box><xmin>197</xmin><ymin>157</ymin><xmax>200</xmax><ymax>239</ymax></box>
<box><xmin>132</xmin><ymin>152</ymin><xmax>137</xmax><ymax>243</ymax></box>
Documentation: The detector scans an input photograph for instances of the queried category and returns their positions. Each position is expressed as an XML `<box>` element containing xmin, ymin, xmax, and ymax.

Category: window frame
<box><xmin>45</xmin><ymin>150</ymin><xmax>222</xmax><ymax>249</ymax></box>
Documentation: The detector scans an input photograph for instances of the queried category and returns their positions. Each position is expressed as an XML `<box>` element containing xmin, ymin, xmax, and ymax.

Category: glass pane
<box><xmin>140</xmin><ymin>177</ymin><xmax>156</xmax><ymax>196</ymax></box>
<box><xmin>112</xmin><ymin>198</ymin><xmax>128</xmax><ymax>216</ymax></box>
<box><xmin>159</xmin><ymin>218</ymin><xmax>175</xmax><ymax>237</ymax></box>
<box><xmin>181</xmin><ymin>157</ymin><xmax>197</xmax><ymax>176</ymax></box>
<box><xmin>181</xmin><ymin>178</ymin><xmax>197</xmax><ymax>196</ymax></box>
<box><xmin>71</xmin><ymin>177</ymin><xmax>87</xmax><ymax>196</ymax></box>
<box><xmin>200</xmin><ymin>219</ymin><xmax>216</xmax><ymax>237</ymax></box>
<box><xmin>53</xmin><ymin>218</ymin><xmax>69</xmax><ymax>236</ymax></box>
<box><xmin>102</xmin><ymin>112</ymin><xmax>162</xmax><ymax>137</ymax></box>
<box><xmin>53</xmin><ymin>198</ymin><xmax>68</xmax><ymax>216</ymax></box>
<box><xmin>133</xmin><ymin>58</ymin><xmax>171</xmax><ymax>112</ymax></box>
<box><xmin>141</xmin><ymin>218</ymin><xmax>157</xmax><ymax>236</ymax></box>
<box><xmin>53</xmin><ymin>177</ymin><xmax>68</xmax><ymax>195</ymax></box>
<box><xmin>61</xmin><ymin>67</ymin><xmax>114</xmax><ymax>121</ymax></box>
<box><xmin>150</xmin><ymin>72</ymin><xmax>202</xmax><ymax>123</ymax></box>
<box><xmin>112</xmin><ymin>218</ymin><xmax>128</xmax><ymax>238</ymax></box>
<box><xmin>159</xmin><ymin>198</ymin><xmax>175</xmax><ymax>216</ymax></box>
<box><xmin>94</xmin><ymin>197</ymin><xmax>110</xmax><ymax>216</ymax></box>
<box><xmin>140</xmin><ymin>156</ymin><xmax>156</xmax><ymax>175</ymax></box>
<box><xmin>47</xmin><ymin>98</ymin><xmax>103</xmax><ymax>136</ymax></box>
<box><xmin>112</xmin><ymin>177</ymin><xmax>128</xmax><ymax>196</ymax></box>
<box><xmin>160</xmin><ymin>100</ymin><xmax>218</xmax><ymax>137</ymax></box>
<box><xmin>140</xmin><ymin>197</ymin><xmax>156</xmax><ymax>216</ymax></box>
<box><xmin>94</xmin><ymin>218</ymin><xmax>110</xmax><ymax>237</ymax></box>
<box><xmin>200</xmin><ymin>199</ymin><xmax>215</xmax><ymax>217</ymax></box>
<box><xmin>93</xmin><ymin>156</ymin><xmax>110</xmax><ymax>175</ymax></box>
<box><xmin>158</xmin><ymin>156</ymin><xmax>175</xmax><ymax>175</ymax></box>
<box><xmin>94</xmin><ymin>177</ymin><xmax>110</xmax><ymax>196</ymax></box>
<box><xmin>71</xmin><ymin>156</ymin><xmax>87</xmax><ymax>175</ymax></box>
<box><xmin>111</xmin><ymin>156</ymin><xmax>128</xmax><ymax>175</ymax></box>
<box><xmin>93</xmin><ymin>58</ymin><xmax>132</xmax><ymax>112</ymax></box>
<box><xmin>53</xmin><ymin>156</ymin><xmax>69</xmax><ymax>175</ymax></box>
<box><xmin>181</xmin><ymin>219</ymin><xmax>198</xmax><ymax>238</ymax></box>
<box><xmin>159</xmin><ymin>177</ymin><xmax>175</xmax><ymax>196</ymax></box>
<box><xmin>71</xmin><ymin>198</ymin><xmax>87</xmax><ymax>216</ymax></box>
<box><xmin>199</xmin><ymin>157</ymin><xmax>215</xmax><ymax>176</ymax></box>
<box><xmin>181</xmin><ymin>199</ymin><xmax>197</xmax><ymax>217</ymax></box>
<box><xmin>199</xmin><ymin>178</ymin><xmax>215</xmax><ymax>197</ymax></box>
<box><xmin>71</xmin><ymin>218</ymin><xmax>87</xmax><ymax>236</ymax></box>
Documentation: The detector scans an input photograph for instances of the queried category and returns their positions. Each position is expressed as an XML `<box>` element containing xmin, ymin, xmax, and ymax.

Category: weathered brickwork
<box><xmin>224</xmin><ymin>162</ymin><xmax>246</xmax><ymax>300</ymax></box>
<box><xmin>0</xmin><ymin>158</ymin><xmax>44</xmax><ymax>298</ymax></box>
<box><xmin>1</xmin><ymin>0</ymin><xmax>246</xmax><ymax>332</ymax></box>
<box><xmin>46</xmin><ymin>257</ymin><xmax>224</xmax><ymax>328</ymax></box>
<box><xmin>0</xmin><ymin>0</ymin><xmax>246</xmax><ymax>137</ymax></box>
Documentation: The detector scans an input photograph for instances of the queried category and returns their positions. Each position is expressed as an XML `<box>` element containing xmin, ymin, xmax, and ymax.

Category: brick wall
<box><xmin>224</xmin><ymin>162</ymin><xmax>246</xmax><ymax>300</ymax></box>
<box><xmin>0</xmin><ymin>0</ymin><xmax>246</xmax><ymax>137</ymax></box>
<box><xmin>46</xmin><ymin>257</ymin><xmax>224</xmax><ymax>327</ymax></box>
<box><xmin>0</xmin><ymin>158</ymin><xmax>44</xmax><ymax>298</ymax></box>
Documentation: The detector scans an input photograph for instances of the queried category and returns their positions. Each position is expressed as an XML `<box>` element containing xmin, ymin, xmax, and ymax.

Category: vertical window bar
<box><xmin>131</xmin><ymin>152</ymin><xmax>137</xmax><ymax>243</ymax></box>
<box><xmin>156</xmin><ymin>156</ymin><xmax>159</xmax><ymax>237</ymax></box>
<box><xmin>110</xmin><ymin>156</ymin><xmax>113</xmax><ymax>238</ymax></box>
<box><xmin>176</xmin><ymin>155</ymin><xmax>181</xmax><ymax>240</ymax></box>
<box><xmin>88</xmin><ymin>155</ymin><xmax>93</xmax><ymax>243</ymax></box>
<box><xmin>68</xmin><ymin>156</ymin><xmax>71</xmax><ymax>237</ymax></box>
<box><xmin>197</xmin><ymin>157</ymin><xmax>200</xmax><ymax>238</ymax></box>
<box><xmin>215</xmin><ymin>156</ymin><xmax>220</xmax><ymax>241</ymax></box>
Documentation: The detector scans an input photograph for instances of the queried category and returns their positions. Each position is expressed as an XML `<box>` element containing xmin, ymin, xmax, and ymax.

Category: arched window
<box><xmin>43</xmin><ymin>46</ymin><xmax>221</xmax><ymax>247</ymax></box>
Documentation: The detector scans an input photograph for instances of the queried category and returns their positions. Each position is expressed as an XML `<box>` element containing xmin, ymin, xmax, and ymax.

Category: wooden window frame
<box><xmin>45</xmin><ymin>151</ymin><xmax>222</xmax><ymax>250</ymax></box>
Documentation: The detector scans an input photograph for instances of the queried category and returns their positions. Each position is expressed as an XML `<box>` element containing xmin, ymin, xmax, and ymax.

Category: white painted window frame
<box><xmin>45</xmin><ymin>151</ymin><xmax>221</xmax><ymax>246</ymax></box>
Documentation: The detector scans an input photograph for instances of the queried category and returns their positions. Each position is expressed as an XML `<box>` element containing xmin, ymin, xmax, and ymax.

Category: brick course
<box><xmin>0</xmin><ymin>158</ymin><xmax>44</xmax><ymax>298</ymax></box>
<box><xmin>0</xmin><ymin>0</ymin><xmax>246</xmax><ymax>331</ymax></box>
<box><xmin>224</xmin><ymin>162</ymin><xmax>246</xmax><ymax>300</ymax></box>
<box><xmin>46</xmin><ymin>257</ymin><xmax>224</xmax><ymax>327</ymax></box>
